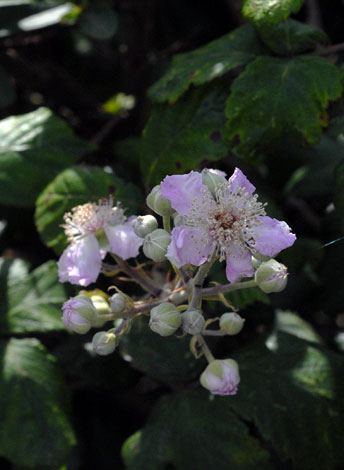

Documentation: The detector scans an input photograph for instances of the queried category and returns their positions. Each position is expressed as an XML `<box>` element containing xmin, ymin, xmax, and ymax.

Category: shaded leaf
<box><xmin>242</xmin><ymin>0</ymin><xmax>304</xmax><ymax>27</ymax></box>
<box><xmin>35</xmin><ymin>165</ymin><xmax>142</xmax><ymax>254</ymax></box>
<box><xmin>274</xmin><ymin>309</ymin><xmax>322</xmax><ymax>343</ymax></box>
<box><xmin>0</xmin><ymin>107</ymin><xmax>93</xmax><ymax>206</ymax></box>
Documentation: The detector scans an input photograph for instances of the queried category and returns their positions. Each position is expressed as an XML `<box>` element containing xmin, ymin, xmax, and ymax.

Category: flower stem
<box><xmin>196</xmin><ymin>334</ymin><xmax>215</xmax><ymax>363</ymax></box>
<box><xmin>202</xmin><ymin>279</ymin><xmax>257</xmax><ymax>297</ymax></box>
<box><xmin>163</xmin><ymin>215</ymin><xmax>171</xmax><ymax>233</ymax></box>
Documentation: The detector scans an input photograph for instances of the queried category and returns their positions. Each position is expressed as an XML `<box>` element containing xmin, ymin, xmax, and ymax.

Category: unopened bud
<box><xmin>62</xmin><ymin>294</ymin><xmax>98</xmax><ymax>334</ymax></box>
<box><xmin>219</xmin><ymin>312</ymin><xmax>245</xmax><ymax>335</ymax></box>
<box><xmin>182</xmin><ymin>309</ymin><xmax>205</xmax><ymax>335</ymax></box>
<box><xmin>110</xmin><ymin>293</ymin><xmax>128</xmax><ymax>314</ymax></box>
<box><xmin>149</xmin><ymin>302</ymin><xmax>181</xmax><ymax>336</ymax></box>
<box><xmin>143</xmin><ymin>229</ymin><xmax>171</xmax><ymax>262</ymax></box>
<box><xmin>92</xmin><ymin>331</ymin><xmax>117</xmax><ymax>355</ymax></box>
<box><xmin>133</xmin><ymin>215</ymin><xmax>158</xmax><ymax>238</ymax></box>
<box><xmin>146</xmin><ymin>185</ymin><xmax>174</xmax><ymax>216</ymax></box>
<box><xmin>90</xmin><ymin>294</ymin><xmax>111</xmax><ymax>327</ymax></box>
<box><xmin>173</xmin><ymin>214</ymin><xmax>186</xmax><ymax>227</ymax></box>
<box><xmin>202</xmin><ymin>168</ymin><xmax>227</xmax><ymax>197</ymax></box>
<box><xmin>200</xmin><ymin>359</ymin><xmax>240</xmax><ymax>396</ymax></box>
<box><xmin>255</xmin><ymin>259</ymin><xmax>288</xmax><ymax>293</ymax></box>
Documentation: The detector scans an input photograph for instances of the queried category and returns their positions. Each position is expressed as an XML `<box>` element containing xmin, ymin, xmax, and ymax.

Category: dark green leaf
<box><xmin>0</xmin><ymin>338</ymin><xmax>76</xmax><ymax>468</ymax></box>
<box><xmin>242</xmin><ymin>0</ymin><xmax>304</xmax><ymax>27</ymax></box>
<box><xmin>0</xmin><ymin>259</ymin><xmax>68</xmax><ymax>333</ymax></box>
<box><xmin>0</xmin><ymin>107</ymin><xmax>93</xmax><ymax>206</ymax></box>
<box><xmin>35</xmin><ymin>165</ymin><xmax>143</xmax><ymax>254</ymax></box>
<box><xmin>148</xmin><ymin>24</ymin><xmax>267</xmax><ymax>103</ymax></box>
<box><xmin>225</xmin><ymin>56</ymin><xmax>343</xmax><ymax>161</ymax></box>
<box><xmin>334</xmin><ymin>159</ymin><xmax>344</xmax><ymax>230</ymax></box>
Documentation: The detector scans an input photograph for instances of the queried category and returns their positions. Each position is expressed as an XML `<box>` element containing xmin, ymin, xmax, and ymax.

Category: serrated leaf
<box><xmin>334</xmin><ymin>159</ymin><xmax>344</xmax><ymax>230</ymax></box>
<box><xmin>231</xmin><ymin>332</ymin><xmax>344</xmax><ymax>470</ymax></box>
<box><xmin>0</xmin><ymin>107</ymin><xmax>93</xmax><ymax>206</ymax></box>
<box><xmin>242</xmin><ymin>0</ymin><xmax>304</xmax><ymax>27</ymax></box>
<box><xmin>225</xmin><ymin>56</ymin><xmax>343</xmax><ymax>161</ymax></box>
<box><xmin>0</xmin><ymin>259</ymin><xmax>68</xmax><ymax>333</ymax></box>
<box><xmin>0</xmin><ymin>338</ymin><xmax>76</xmax><ymax>468</ymax></box>
<box><xmin>123</xmin><ymin>390</ymin><xmax>271</xmax><ymax>470</ymax></box>
<box><xmin>258</xmin><ymin>18</ymin><xmax>328</xmax><ymax>55</ymax></box>
<box><xmin>148</xmin><ymin>24</ymin><xmax>266</xmax><ymax>103</ymax></box>
<box><xmin>35</xmin><ymin>165</ymin><xmax>143</xmax><ymax>254</ymax></box>
<box><xmin>118</xmin><ymin>84</ymin><xmax>228</xmax><ymax>189</ymax></box>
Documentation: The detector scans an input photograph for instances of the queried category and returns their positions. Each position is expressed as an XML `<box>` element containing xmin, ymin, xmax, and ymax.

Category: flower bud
<box><xmin>201</xmin><ymin>168</ymin><xmax>227</xmax><ymax>197</ymax></box>
<box><xmin>110</xmin><ymin>293</ymin><xmax>127</xmax><ymax>314</ymax></box>
<box><xmin>200</xmin><ymin>359</ymin><xmax>240</xmax><ymax>396</ymax></box>
<box><xmin>255</xmin><ymin>259</ymin><xmax>288</xmax><ymax>293</ymax></box>
<box><xmin>90</xmin><ymin>294</ymin><xmax>111</xmax><ymax>327</ymax></box>
<box><xmin>62</xmin><ymin>294</ymin><xmax>98</xmax><ymax>334</ymax></box>
<box><xmin>146</xmin><ymin>185</ymin><xmax>174</xmax><ymax>216</ymax></box>
<box><xmin>133</xmin><ymin>215</ymin><xmax>158</xmax><ymax>238</ymax></box>
<box><xmin>92</xmin><ymin>331</ymin><xmax>117</xmax><ymax>355</ymax></box>
<box><xmin>173</xmin><ymin>214</ymin><xmax>186</xmax><ymax>227</ymax></box>
<box><xmin>143</xmin><ymin>229</ymin><xmax>171</xmax><ymax>262</ymax></box>
<box><xmin>219</xmin><ymin>312</ymin><xmax>245</xmax><ymax>335</ymax></box>
<box><xmin>149</xmin><ymin>302</ymin><xmax>181</xmax><ymax>336</ymax></box>
<box><xmin>251</xmin><ymin>256</ymin><xmax>261</xmax><ymax>270</ymax></box>
<box><xmin>182</xmin><ymin>309</ymin><xmax>205</xmax><ymax>335</ymax></box>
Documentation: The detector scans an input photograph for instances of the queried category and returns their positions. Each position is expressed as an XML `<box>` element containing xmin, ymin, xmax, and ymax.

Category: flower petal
<box><xmin>167</xmin><ymin>225</ymin><xmax>213</xmax><ymax>268</ymax></box>
<box><xmin>228</xmin><ymin>167</ymin><xmax>256</xmax><ymax>195</ymax></box>
<box><xmin>252</xmin><ymin>216</ymin><xmax>296</xmax><ymax>258</ymax></box>
<box><xmin>161</xmin><ymin>171</ymin><xmax>210</xmax><ymax>216</ymax></box>
<box><xmin>105</xmin><ymin>222</ymin><xmax>143</xmax><ymax>259</ymax></box>
<box><xmin>225</xmin><ymin>245</ymin><xmax>254</xmax><ymax>283</ymax></box>
<box><xmin>58</xmin><ymin>235</ymin><xmax>102</xmax><ymax>286</ymax></box>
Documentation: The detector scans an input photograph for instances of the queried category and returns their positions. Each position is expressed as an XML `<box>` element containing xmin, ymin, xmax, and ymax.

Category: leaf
<box><xmin>258</xmin><ymin>18</ymin><xmax>328</xmax><ymax>55</ymax></box>
<box><xmin>0</xmin><ymin>259</ymin><xmax>68</xmax><ymax>333</ymax></box>
<box><xmin>231</xmin><ymin>332</ymin><xmax>344</xmax><ymax>470</ymax></box>
<box><xmin>273</xmin><ymin>309</ymin><xmax>322</xmax><ymax>343</ymax></box>
<box><xmin>242</xmin><ymin>0</ymin><xmax>304</xmax><ymax>27</ymax></box>
<box><xmin>334</xmin><ymin>159</ymin><xmax>344</xmax><ymax>231</ymax></box>
<box><xmin>148</xmin><ymin>24</ymin><xmax>267</xmax><ymax>103</ymax></box>
<box><xmin>225</xmin><ymin>56</ymin><xmax>343</xmax><ymax>161</ymax></box>
<box><xmin>0</xmin><ymin>107</ymin><xmax>93</xmax><ymax>206</ymax></box>
<box><xmin>122</xmin><ymin>390</ymin><xmax>272</xmax><ymax>470</ymax></box>
<box><xmin>118</xmin><ymin>83</ymin><xmax>229</xmax><ymax>189</ymax></box>
<box><xmin>35</xmin><ymin>165</ymin><xmax>143</xmax><ymax>254</ymax></box>
<box><xmin>0</xmin><ymin>338</ymin><xmax>76</xmax><ymax>468</ymax></box>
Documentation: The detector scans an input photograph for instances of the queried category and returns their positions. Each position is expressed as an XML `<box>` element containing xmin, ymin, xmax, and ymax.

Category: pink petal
<box><xmin>58</xmin><ymin>235</ymin><xmax>102</xmax><ymax>286</ymax></box>
<box><xmin>161</xmin><ymin>171</ymin><xmax>210</xmax><ymax>216</ymax></box>
<box><xmin>225</xmin><ymin>245</ymin><xmax>254</xmax><ymax>283</ymax></box>
<box><xmin>166</xmin><ymin>225</ymin><xmax>213</xmax><ymax>268</ymax></box>
<box><xmin>251</xmin><ymin>216</ymin><xmax>296</xmax><ymax>258</ymax></box>
<box><xmin>228</xmin><ymin>168</ymin><xmax>256</xmax><ymax>195</ymax></box>
<box><xmin>105</xmin><ymin>222</ymin><xmax>143</xmax><ymax>260</ymax></box>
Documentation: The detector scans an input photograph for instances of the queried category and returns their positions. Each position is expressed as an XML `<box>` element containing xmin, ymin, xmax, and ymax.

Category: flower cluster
<box><xmin>59</xmin><ymin>168</ymin><xmax>296</xmax><ymax>396</ymax></box>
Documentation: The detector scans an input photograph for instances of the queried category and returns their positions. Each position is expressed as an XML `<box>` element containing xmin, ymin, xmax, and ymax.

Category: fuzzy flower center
<box><xmin>63</xmin><ymin>197</ymin><xmax>126</xmax><ymax>243</ymax></box>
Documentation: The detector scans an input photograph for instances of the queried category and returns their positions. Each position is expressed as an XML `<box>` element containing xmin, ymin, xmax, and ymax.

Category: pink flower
<box><xmin>58</xmin><ymin>198</ymin><xmax>143</xmax><ymax>286</ymax></box>
<box><xmin>161</xmin><ymin>168</ymin><xmax>296</xmax><ymax>282</ymax></box>
<box><xmin>200</xmin><ymin>359</ymin><xmax>240</xmax><ymax>396</ymax></box>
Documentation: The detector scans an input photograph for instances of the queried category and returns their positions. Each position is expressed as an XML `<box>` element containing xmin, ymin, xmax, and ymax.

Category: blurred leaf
<box><xmin>78</xmin><ymin>5</ymin><xmax>118</xmax><ymax>40</ymax></box>
<box><xmin>0</xmin><ymin>259</ymin><xmax>68</xmax><ymax>333</ymax></box>
<box><xmin>334</xmin><ymin>159</ymin><xmax>344</xmax><ymax>230</ymax></box>
<box><xmin>35</xmin><ymin>165</ymin><xmax>143</xmax><ymax>254</ymax></box>
<box><xmin>118</xmin><ymin>83</ymin><xmax>228</xmax><ymax>189</ymax></box>
<box><xmin>0</xmin><ymin>66</ymin><xmax>16</xmax><ymax>108</ymax></box>
<box><xmin>0</xmin><ymin>338</ymin><xmax>76</xmax><ymax>468</ymax></box>
<box><xmin>242</xmin><ymin>0</ymin><xmax>304</xmax><ymax>27</ymax></box>
<box><xmin>0</xmin><ymin>107</ymin><xmax>93</xmax><ymax>206</ymax></box>
<box><xmin>327</xmin><ymin>99</ymin><xmax>344</xmax><ymax>137</ymax></box>
<box><xmin>148</xmin><ymin>24</ymin><xmax>267</xmax><ymax>103</ymax></box>
<box><xmin>274</xmin><ymin>309</ymin><xmax>322</xmax><ymax>343</ymax></box>
<box><xmin>102</xmin><ymin>93</ymin><xmax>135</xmax><ymax>114</ymax></box>
<box><xmin>258</xmin><ymin>18</ymin><xmax>328</xmax><ymax>55</ymax></box>
<box><xmin>123</xmin><ymin>390</ymin><xmax>272</xmax><ymax>469</ymax></box>
<box><xmin>18</xmin><ymin>3</ymin><xmax>73</xmax><ymax>30</ymax></box>
<box><xmin>225</xmin><ymin>56</ymin><xmax>343</xmax><ymax>161</ymax></box>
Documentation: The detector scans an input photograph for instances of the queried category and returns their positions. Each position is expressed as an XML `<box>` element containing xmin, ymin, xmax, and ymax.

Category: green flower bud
<box><xmin>182</xmin><ymin>309</ymin><xmax>205</xmax><ymax>335</ymax></box>
<box><xmin>62</xmin><ymin>294</ymin><xmax>98</xmax><ymax>334</ymax></box>
<box><xmin>143</xmin><ymin>229</ymin><xmax>171</xmax><ymax>262</ymax></box>
<box><xmin>110</xmin><ymin>293</ymin><xmax>128</xmax><ymax>314</ymax></box>
<box><xmin>133</xmin><ymin>215</ymin><xmax>158</xmax><ymax>238</ymax></box>
<box><xmin>200</xmin><ymin>359</ymin><xmax>240</xmax><ymax>396</ymax></box>
<box><xmin>149</xmin><ymin>302</ymin><xmax>181</xmax><ymax>336</ymax></box>
<box><xmin>219</xmin><ymin>312</ymin><xmax>245</xmax><ymax>335</ymax></box>
<box><xmin>90</xmin><ymin>294</ymin><xmax>111</xmax><ymax>327</ymax></box>
<box><xmin>92</xmin><ymin>331</ymin><xmax>117</xmax><ymax>356</ymax></box>
<box><xmin>201</xmin><ymin>168</ymin><xmax>227</xmax><ymax>197</ymax></box>
<box><xmin>173</xmin><ymin>213</ymin><xmax>186</xmax><ymax>227</ymax></box>
<box><xmin>251</xmin><ymin>256</ymin><xmax>261</xmax><ymax>270</ymax></box>
<box><xmin>255</xmin><ymin>259</ymin><xmax>288</xmax><ymax>293</ymax></box>
<box><xmin>146</xmin><ymin>185</ymin><xmax>174</xmax><ymax>216</ymax></box>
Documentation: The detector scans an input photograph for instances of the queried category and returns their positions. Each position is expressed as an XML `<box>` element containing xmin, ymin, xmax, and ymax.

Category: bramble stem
<box><xmin>163</xmin><ymin>215</ymin><xmax>171</xmax><ymax>232</ymax></box>
<box><xmin>196</xmin><ymin>334</ymin><xmax>215</xmax><ymax>363</ymax></box>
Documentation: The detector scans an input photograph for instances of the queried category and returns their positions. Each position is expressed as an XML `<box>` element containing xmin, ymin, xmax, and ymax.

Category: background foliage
<box><xmin>0</xmin><ymin>0</ymin><xmax>344</xmax><ymax>469</ymax></box>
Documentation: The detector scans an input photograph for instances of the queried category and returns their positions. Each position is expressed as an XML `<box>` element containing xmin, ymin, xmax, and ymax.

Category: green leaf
<box><xmin>0</xmin><ymin>338</ymin><xmax>76</xmax><ymax>468</ymax></box>
<box><xmin>334</xmin><ymin>159</ymin><xmax>344</xmax><ymax>230</ymax></box>
<box><xmin>242</xmin><ymin>0</ymin><xmax>304</xmax><ymax>27</ymax></box>
<box><xmin>35</xmin><ymin>165</ymin><xmax>143</xmax><ymax>254</ymax></box>
<box><xmin>231</xmin><ymin>332</ymin><xmax>344</xmax><ymax>469</ymax></box>
<box><xmin>0</xmin><ymin>107</ymin><xmax>93</xmax><ymax>206</ymax></box>
<box><xmin>274</xmin><ymin>309</ymin><xmax>322</xmax><ymax>343</ymax></box>
<box><xmin>258</xmin><ymin>18</ymin><xmax>328</xmax><ymax>55</ymax></box>
<box><xmin>0</xmin><ymin>259</ymin><xmax>68</xmax><ymax>333</ymax></box>
<box><xmin>122</xmin><ymin>390</ymin><xmax>271</xmax><ymax>469</ymax></box>
<box><xmin>120</xmin><ymin>316</ymin><xmax>204</xmax><ymax>386</ymax></box>
<box><xmin>118</xmin><ymin>83</ymin><xmax>229</xmax><ymax>189</ymax></box>
<box><xmin>148</xmin><ymin>24</ymin><xmax>267</xmax><ymax>103</ymax></box>
<box><xmin>225</xmin><ymin>56</ymin><xmax>343</xmax><ymax>161</ymax></box>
